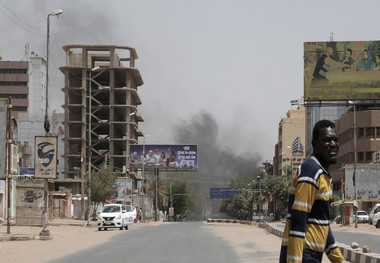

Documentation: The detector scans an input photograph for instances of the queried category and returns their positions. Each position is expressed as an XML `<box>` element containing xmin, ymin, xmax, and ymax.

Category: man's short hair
<box><xmin>347</xmin><ymin>48</ymin><xmax>352</xmax><ymax>55</ymax></box>
<box><xmin>312</xmin><ymin>120</ymin><xmax>335</xmax><ymax>141</ymax></box>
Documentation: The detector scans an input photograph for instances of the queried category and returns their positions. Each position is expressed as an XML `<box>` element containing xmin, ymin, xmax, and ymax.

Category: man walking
<box><xmin>280</xmin><ymin>120</ymin><xmax>346</xmax><ymax>263</ymax></box>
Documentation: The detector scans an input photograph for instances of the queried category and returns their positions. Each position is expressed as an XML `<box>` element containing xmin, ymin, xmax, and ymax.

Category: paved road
<box><xmin>47</xmin><ymin>222</ymin><xmax>282</xmax><ymax>263</ymax></box>
<box><xmin>333</xmin><ymin>231</ymin><xmax>380</xmax><ymax>254</ymax></box>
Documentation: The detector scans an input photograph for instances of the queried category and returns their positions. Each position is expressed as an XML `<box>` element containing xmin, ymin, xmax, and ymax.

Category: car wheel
<box><xmin>98</xmin><ymin>227</ymin><xmax>101</xmax><ymax>231</ymax></box>
<box><xmin>125</xmin><ymin>225</ymin><xmax>128</xmax><ymax>230</ymax></box>
<box><xmin>376</xmin><ymin>220</ymin><xmax>380</xmax><ymax>229</ymax></box>
<box><xmin>104</xmin><ymin>228</ymin><xmax>107</xmax><ymax>231</ymax></box>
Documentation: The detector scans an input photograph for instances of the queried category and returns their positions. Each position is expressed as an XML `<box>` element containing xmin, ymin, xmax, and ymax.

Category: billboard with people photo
<box><xmin>129</xmin><ymin>144</ymin><xmax>198</xmax><ymax>170</ymax></box>
<box><xmin>304</xmin><ymin>41</ymin><xmax>380</xmax><ymax>101</ymax></box>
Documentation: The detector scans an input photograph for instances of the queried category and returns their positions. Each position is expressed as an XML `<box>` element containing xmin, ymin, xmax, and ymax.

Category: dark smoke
<box><xmin>169</xmin><ymin>111</ymin><xmax>261</xmax><ymax>220</ymax></box>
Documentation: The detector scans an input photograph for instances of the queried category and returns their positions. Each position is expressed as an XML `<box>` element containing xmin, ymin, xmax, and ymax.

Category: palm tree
<box><xmin>146</xmin><ymin>176</ymin><xmax>168</xmax><ymax>220</ymax></box>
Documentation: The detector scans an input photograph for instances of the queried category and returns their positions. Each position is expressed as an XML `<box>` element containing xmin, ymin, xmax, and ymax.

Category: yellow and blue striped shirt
<box><xmin>279</xmin><ymin>156</ymin><xmax>344</xmax><ymax>263</ymax></box>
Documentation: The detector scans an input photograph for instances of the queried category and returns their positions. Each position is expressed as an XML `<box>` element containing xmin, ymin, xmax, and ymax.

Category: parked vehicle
<box><xmin>355</xmin><ymin>210</ymin><xmax>369</xmax><ymax>223</ymax></box>
<box><xmin>368</xmin><ymin>203</ymin><xmax>380</xmax><ymax>228</ymax></box>
<box><xmin>97</xmin><ymin>204</ymin><xmax>137</xmax><ymax>231</ymax></box>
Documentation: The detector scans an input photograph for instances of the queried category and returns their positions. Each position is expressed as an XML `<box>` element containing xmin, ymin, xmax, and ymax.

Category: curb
<box><xmin>207</xmin><ymin>218</ymin><xmax>256</xmax><ymax>226</ymax></box>
<box><xmin>260</xmin><ymin>222</ymin><xmax>380</xmax><ymax>263</ymax></box>
<box><xmin>0</xmin><ymin>235</ymin><xmax>52</xmax><ymax>242</ymax></box>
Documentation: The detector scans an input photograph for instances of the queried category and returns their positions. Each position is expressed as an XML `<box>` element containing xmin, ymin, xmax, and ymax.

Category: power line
<box><xmin>0</xmin><ymin>1</ymin><xmax>45</xmax><ymax>36</ymax></box>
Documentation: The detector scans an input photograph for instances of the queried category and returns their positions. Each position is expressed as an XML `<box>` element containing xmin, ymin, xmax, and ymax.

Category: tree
<box><xmin>258</xmin><ymin>170</ymin><xmax>289</xmax><ymax>220</ymax></box>
<box><xmin>146</xmin><ymin>175</ymin><xmax>168</xmax><ymax>219</ymax></box>
<box><xmin>170</xmin><ymin>181</ymin><xmax>195</xmax><ymax>221</ymax></box>
<box><xmin>220</xmin><ymin>174</ymin><xmax>254</xmax><ymax>219</ymax></box>
<box><xmin>90</xmin><ymin>164</ymin><xmax>118</xmax><ymax>219</ymax></box>
<box><xmin>226</xmin><ymin>191</ymin><xmax>251</xmax><ymax>220</ymax></box>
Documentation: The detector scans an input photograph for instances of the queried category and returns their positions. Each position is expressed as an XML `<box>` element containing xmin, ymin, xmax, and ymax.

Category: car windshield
<box><xmin>357</xmin><ymin>211</ymin><xmax>367</xmax><ymax>215</ymax></box>
<box><xmin>102</xmin><ymin>205</ymin><xmax>121</xmax><ymax>213</ymax></box>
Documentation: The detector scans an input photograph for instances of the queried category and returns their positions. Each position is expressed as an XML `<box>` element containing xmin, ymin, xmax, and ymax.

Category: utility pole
<box><xmin>6</xmin><ymin>98</ymin><xmax>12</xmax><ymax>234</ymax></box>
<box><xmin>155</xmin><ymin>166</ymin><xmax>159</xmax><ymax>221</ymax></box>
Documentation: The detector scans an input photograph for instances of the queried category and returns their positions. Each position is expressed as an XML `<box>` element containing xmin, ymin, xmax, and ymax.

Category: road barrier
<box><xmin>206</xmin><ymin>218</ymin><xmax>256</xmax><ymax>226</ymax></box>
<box><xmin>259</xmin><ymin>222</ymin><xmax>380</xmax><ymax>263</ymax></box>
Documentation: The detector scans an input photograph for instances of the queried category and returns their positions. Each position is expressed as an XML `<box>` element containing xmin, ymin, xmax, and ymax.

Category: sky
<box><xmin>2</xmin><ymin>0</ymin><xmax>380</xmax><ymax>168</ymax></box>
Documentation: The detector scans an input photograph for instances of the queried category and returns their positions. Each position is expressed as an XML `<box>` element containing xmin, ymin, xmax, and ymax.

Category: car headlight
<box><xmin>116</xmin><ymin>214</ymin><xmax>121</xmax><ymax>219</ymax></box>
<box><xmin>98</xmin><ymin>216</ymin><xmax>103</xmax><ymax>221</ymax></box>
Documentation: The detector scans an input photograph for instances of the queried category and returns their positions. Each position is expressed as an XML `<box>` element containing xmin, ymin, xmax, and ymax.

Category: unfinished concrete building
<box><xmin>60</xmin><ymin>45</ymin><xmax>144</xmax><ymax>193</ymax></box>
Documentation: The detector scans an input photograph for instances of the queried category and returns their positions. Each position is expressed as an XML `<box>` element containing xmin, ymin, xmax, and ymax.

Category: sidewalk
<box><xmin>0</xmin><ymin>218</ymin><xmax>94</xmax><ymax>241</ymax></box>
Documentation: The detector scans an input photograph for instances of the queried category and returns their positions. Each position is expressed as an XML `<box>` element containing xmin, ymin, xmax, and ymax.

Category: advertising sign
<box><xmin>345</xmin><ymin>164</ymin><xmax>380</xmax><ymax>201</ymax></box>
<box><xmin>116</xmin><ymin>177</ymin><xmax>132</xmax><ymax>197</ymax></box>
<box><xmin>304</xmin><ymin>41</ymin><xmax>380</xmax><ymax>101</ymax></box>
<box><xmin>210</xmin><ymin>187</ymin><xmax>240</xmax><ymax>199</ymax></box>
<box><xmin>34</xmin><ymin>136</ymin><xmax>58</xmax><ymax>179</ymax></box>
<box><xmin>129</xmin><ymin>144</ymin><xmax>198</xmax><ymax>170</ymax></box>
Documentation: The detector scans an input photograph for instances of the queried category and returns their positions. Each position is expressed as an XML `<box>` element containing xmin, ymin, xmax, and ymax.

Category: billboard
<box><xmin>345</xmin><ymin>164</ymin><xmax>380</xmax><ymax>201</ymax></box>
<box><xmin>129</xmin><ymin>144</ymin><xmax>198</xmax><ymax>170</ymax></box>
<box><xmin>34</xmin><ymin>136</ymin><xmax>58</xmax><ymax>179</ymax></box>
<box><xmin>116</xmin><ymin>177</ymin><xmax>132</xmax><ymax>197</ymax></box>
<box><xmin>304</xmin><ymin>41</ymin><xmax>380</xmax><ymax>101</ymax></box>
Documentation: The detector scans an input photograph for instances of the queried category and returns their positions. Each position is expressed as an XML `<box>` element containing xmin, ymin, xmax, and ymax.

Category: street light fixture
<box><xmin>45</xmin><ymin>9</ymin><xmax>63</xmax><ymax>134</ymax></box>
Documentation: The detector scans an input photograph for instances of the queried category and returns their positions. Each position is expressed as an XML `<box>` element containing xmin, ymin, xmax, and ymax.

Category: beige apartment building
<box><xmin>331</xmin><ymin>104</ymin><xmax>380</xmax><ymax>211</ymax></box>
<box><xmin>275</xmin><ymin>106</ymin><xmax>306</xmax><ymax>177</ymax></box>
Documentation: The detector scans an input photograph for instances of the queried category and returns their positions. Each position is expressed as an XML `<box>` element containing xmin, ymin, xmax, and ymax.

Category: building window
<box><xmin>366</xmin><ymin>127</ymin><xmax>375</xmax><ymax>139</ymax></box>
<box><xmin>365</xmin><ymin>152</ymin><xmax>373</xmax><ymax>163</ymax></box>
<box><xmin>0</xmin><ymin>69</ymin><xmax>27</xmax><ymax>74</ymax></box>
<box><xmin>358</xmin><ymin>152</ymin><xmax>364</xmax><ymax>163</ymax></box>
<box><xmin>0</xmin><ymin>81</ymin><xmax>27</xmax><ymax>86</ymax></box>
<box><xmin>12</xmin><ymin>106</ymin><xmax>27</xmax><ymax>111</ymax></box>
<box><xmin>358</xmin><ymin>128</ymin><xmax>364</xmax><ymax>139</ymax></box>
<box><xmin>376</xmin><ymin>127</ymin><xmax>380</xmax><ymax>139</ymax></box>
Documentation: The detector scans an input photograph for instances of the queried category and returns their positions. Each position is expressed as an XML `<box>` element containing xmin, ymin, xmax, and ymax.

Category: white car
<box><xmin>97</xmin><ymin>204</ymin><xmax>136</xmax><ymax>231</ymax></box>
<box><xmin>355</xmin><ymin>210</ymin><xmax>369</xmax><ymax>223</ymax></box>
<box><xmin>369</xmin><ymin>203</ymin><xmax>380</xmax><ymax>227</ymax></box>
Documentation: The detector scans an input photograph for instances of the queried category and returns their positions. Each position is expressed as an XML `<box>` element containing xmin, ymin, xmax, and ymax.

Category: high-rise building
<box><xmin>275</xmin><ymin>106</ymin><xmax>306</xmax><ymax>176</ymax></box>
<box><xmin>59</xmin><ymin>45</ymin><xmax>144</xmax><ymax>194</ymax></box>
<box><xmin>330</xmin><ymin>104</ymin><xmax>380</xmax><ymax>211</ymax></box>
<box><xmin>0</xmin><ymin>60</ymin><xmax>29</xmax><ymax>117</ymax></box>
<box><xmin>0</xmin><ymin>54</ymin><xmax>47</xmax><ymax>120</ymax></box>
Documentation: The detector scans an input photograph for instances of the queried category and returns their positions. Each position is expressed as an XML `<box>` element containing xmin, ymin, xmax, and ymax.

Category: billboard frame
<box><xmin>129</xmin><ymin>144</ymin><xmax>198</xmax><ymax>171</ymax></box>
<box><xmin>304</xmin><ymin>40</ymin><xmax>380</xmax><ymax>102</ymax></box>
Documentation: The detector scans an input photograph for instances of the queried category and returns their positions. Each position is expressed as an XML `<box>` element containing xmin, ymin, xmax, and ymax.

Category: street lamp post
<box><xmin>41</xmin><ymin>9</ymin><xmax>62</xmax><ymax>235</ymax></box>
<box><xmin>141</xmin><ymin>134</ymin><xmax>149</xmax><ymax>221</ymax></box>
<box><xmin>45</xmin><ymin>9</ymin><xmax>62</xmax><ymax>135</ymax></box>
<box><xmin>348</xmin><ymin>101</ymin><xmax>358</xmax><ymax>228</ymax></box>
<box><xmin>124</xmin><ymin>112</ymin><xmax>136</xmax><ymax>206</ymax></box>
